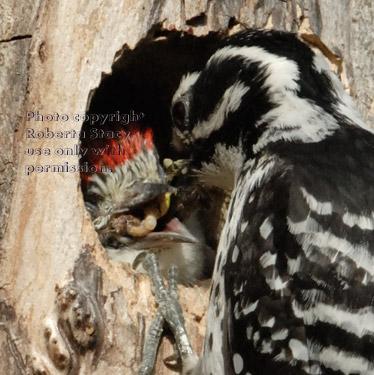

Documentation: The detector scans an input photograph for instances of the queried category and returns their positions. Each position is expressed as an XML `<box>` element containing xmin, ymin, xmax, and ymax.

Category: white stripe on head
<box><xmin>192</xmin><ymin>81</ymin><xmax>249</xmax><ymax>140</ymax></box>
<box><xmin>191</xmin><ymin>45</ymin><xmax>300</xmax><ymax>142</ymax></box>
<box><xmin>172</xmin><ymin>71</ymin><xmax>200</xmax><ymax>104</ymax></box>
<box><xmin>172</xmin><ymin>72</ymin><xmax>200</xmax><ymax>150</ymax></box>
<box><xmin>209</xmin><ymin>45</ymin><xmax>300</xmax><ymax>92</ymax></box>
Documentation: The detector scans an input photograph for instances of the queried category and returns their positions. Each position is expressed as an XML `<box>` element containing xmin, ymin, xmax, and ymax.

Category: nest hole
<box><xmin>80</xmin><ymin>29</ymin><xmax>222</xmax><ymax>168</ymax></box>
<box><xmin>79</xmin><ymin>28</ymin><xmax>223</xmax><ymax>279</ymax></box>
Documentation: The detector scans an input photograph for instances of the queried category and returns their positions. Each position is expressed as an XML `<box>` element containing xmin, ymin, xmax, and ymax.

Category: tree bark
<box><xmin>0</xmin><ymin>1</ymin><xmax>373</xmax><ymax>374</ymax></box>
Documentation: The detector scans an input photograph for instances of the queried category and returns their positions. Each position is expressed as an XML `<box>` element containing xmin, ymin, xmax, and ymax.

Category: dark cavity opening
<box><xmin>79</xmin><ymin>28</ymin><xmax>222</xmax><ymax>173</ymax></box>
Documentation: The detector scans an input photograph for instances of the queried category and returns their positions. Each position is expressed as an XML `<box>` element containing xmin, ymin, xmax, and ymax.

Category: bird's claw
<box><xmin>139</xmin><ymin>253</ymin><xmax>196</xmax><ymax>374</ymax></box>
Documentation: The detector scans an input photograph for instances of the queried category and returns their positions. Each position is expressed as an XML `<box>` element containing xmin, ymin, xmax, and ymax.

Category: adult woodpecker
<box><xmin>142</xmin><ymin>29</ymin><xmax>374</xmax><ymax>375</ymax></box>
<box><xmin>81</xmin><ymin>124</ymin><xmax>207</xmax><ymax>286</ymax></box>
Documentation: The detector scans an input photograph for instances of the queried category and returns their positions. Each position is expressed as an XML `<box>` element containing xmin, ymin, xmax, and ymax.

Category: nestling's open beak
<box><xmin>143</xmin><ymin>217</ymin><xmax>199</xmax><ymax>244</ymax></box>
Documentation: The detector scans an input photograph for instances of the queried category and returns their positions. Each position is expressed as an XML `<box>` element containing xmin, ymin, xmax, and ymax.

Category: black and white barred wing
<box><xmin>203</xmin><ymin>134</ymin><xmax>374</xmax><ymax>375</ymax></box>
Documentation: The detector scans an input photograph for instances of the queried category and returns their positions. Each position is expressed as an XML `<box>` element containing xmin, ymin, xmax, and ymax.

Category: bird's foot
<box><xmin>139</xmin><ymin>253</ymin><xmax>198</xmax><ymax>375</ymax></box>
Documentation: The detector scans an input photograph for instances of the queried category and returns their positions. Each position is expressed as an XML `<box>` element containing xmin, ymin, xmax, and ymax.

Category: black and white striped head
<box><xmin>171</xmin><ymin>30</ymin><xmax>367</xmax><ymax>163</ymax></box>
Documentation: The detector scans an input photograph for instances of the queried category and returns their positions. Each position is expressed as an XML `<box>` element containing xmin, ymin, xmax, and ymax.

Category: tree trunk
<box><xmin>0</xmin><ymin>1</ymin><xmax>373</xmax><ymax>374</ymax></box>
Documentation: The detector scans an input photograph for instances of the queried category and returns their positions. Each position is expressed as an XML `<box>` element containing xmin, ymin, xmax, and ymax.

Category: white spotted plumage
<box><xmin>169</xmin><ymin>29</ymin><xmax>374</xmax><ymax>375</ymax></box>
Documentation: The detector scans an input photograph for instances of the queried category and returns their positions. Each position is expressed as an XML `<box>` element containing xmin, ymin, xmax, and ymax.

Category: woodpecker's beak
<box><xmin>125</xmin><ymin>217</ymin><xmax>200</xmax><ymax>271</ymax></box>
<box><xmin>144</xmin><ymin>217</ymin><xmax>199</xmax><ymax>244</ymax></box>
<box><xmin>112</xmin><ymin>217</ymin><xmax>199</xmax><ymax>255</ymax></box>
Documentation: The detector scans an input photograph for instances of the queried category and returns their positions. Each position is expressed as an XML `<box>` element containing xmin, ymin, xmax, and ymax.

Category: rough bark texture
<box><xmin>0</xmin><ymin>1</ymin><xmax>373</xmax><ymax>375</ymax></box>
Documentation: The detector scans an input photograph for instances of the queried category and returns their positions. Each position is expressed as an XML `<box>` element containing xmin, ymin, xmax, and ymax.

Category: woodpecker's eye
<box><xmin>172</xmin><ymin>101</ymin><xmax>186</xmax><ymax>128</ymax></box>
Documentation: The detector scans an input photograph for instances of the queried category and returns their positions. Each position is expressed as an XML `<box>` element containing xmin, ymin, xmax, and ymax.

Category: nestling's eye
<box><xmin>172</xmin><ymin>101</ymin><xmax>186</xmax><ymax>127</ymax></box>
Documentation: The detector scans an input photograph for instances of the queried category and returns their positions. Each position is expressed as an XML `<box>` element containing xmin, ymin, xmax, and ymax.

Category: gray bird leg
<box><xmin>139</xmin><ymin>253</ymin><xmax>197</xmax><ymax>374</ymax></box>
<box><xmin>138</xmin><ymin>309</ymin><xmax>164</xmax><ymax>375</ymax></box>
